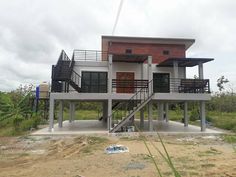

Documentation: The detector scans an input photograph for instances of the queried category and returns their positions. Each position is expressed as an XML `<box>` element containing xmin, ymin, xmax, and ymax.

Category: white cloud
<box><xmin>0</xmin><ymin>0</ymin><xmax>235</xmax><ymax>91</ymax></box>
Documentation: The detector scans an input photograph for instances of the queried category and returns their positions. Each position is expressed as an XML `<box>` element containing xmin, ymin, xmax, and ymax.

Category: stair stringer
<box><xmin>110</xmin><ymin>93</ymin><xmax>154</xmax><ymax>133</ymax></box>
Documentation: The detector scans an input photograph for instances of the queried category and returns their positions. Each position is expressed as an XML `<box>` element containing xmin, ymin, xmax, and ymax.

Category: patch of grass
<box><xmin>198</xmin><ymin>149</ymin><xmax>222</xmax><ymax>157</ymax></box>
<box><xmin>222</xmin><ymin>134</ymin><xmax>236</xmax><ymax>143</ymax></box>
<box><xmin>201</xmin><ymin>163</ymin><xmax>216</xmax><ymax>168</ymax></box>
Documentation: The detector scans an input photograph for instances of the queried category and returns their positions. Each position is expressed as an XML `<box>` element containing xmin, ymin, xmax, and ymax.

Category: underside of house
<box><xmin>49</xmin><ymin>36</ymin><xmax>214</xmax><ymax>133</ymax></box>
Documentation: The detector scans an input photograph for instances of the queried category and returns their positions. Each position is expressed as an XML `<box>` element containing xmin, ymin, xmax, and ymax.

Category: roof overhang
<box><xmin>157</xmin><ymin>58</ymin><xmax>214</xmax><ymax>67</ymax></box>
<box><xmin>102</xmin><ymin>35</ymin><xmax>195</xmax><ymax>50</ymax></box>
<box><xmin>112</xmin><ymin>54</ymin><xmax>148</xmax><ymax>63</ymax></box>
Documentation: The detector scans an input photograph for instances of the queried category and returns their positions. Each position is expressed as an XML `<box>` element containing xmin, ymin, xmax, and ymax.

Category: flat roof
<box><xmin>157</xmin><ymin>58</ymin><xmax>214</xmax><ymax>67</ymax></box>
<box><xmin>102</xmin><ymin>35</ymin><xmax>195</xmax><ymax>49</ymax></box>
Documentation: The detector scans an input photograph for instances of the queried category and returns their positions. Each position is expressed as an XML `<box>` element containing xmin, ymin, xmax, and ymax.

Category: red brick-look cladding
<box><xmin>107</xmin><ymin>42</ymin><xmax>186</xmax><ymax>64</ymax></box>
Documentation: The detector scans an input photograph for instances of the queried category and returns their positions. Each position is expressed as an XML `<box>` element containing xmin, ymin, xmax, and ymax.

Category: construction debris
<box><xmin>105</xmin><ymin>144</ymin><xmax>129</xmax><ymax>154</ymax></box>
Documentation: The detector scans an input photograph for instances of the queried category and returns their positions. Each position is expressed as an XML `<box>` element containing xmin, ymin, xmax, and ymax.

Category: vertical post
<box><xmin>103</xmin><ymin>101</ymin><xmax>108</xmax><ymax>123</ymax></box>
<box><xmin>198</xmin><ymin>62</ymin><xmax>204</xmax><ymax>79</ymax></box>
<box><xmin>148</xmin><ymin>101</ymin><xmax>153</xmax><ymax>131</ymax></box>
<box><xmin>164</xmin><ymin>102</ymin><xmax>169</xmax><ymax>122</ymax></box>
<box><xmin>108</xmin><ymin>99</ymin><xmax>112</xmax><ymax>131</ymax></box>
<box><xmin>158</xmin><ymin>102</ymin><xmax>164</xmax><ymax>121</ymax></box>
<box><xmin>173</xmin><ymin>61</ymin><xmax>179</xmax><ymax>78</ymax></box>
<box><xmin>49</xmin><ymin>98</ymin><xmax>55</xmax><ymax>132</ymax></box>
<box><xmin>140</xmin><ymin>108</ymin><xmax>144</xmax><ymax>129</ymax></box>
<box><xmin>72</xmin><ymin>102</ymin><xmax>75</xmax><ymax>122</ymax></box>
<box><xmin>147</xmin><ymin>56</ymin><xmax>153</xmax><ymax>93</ymax></box>
<box><xmin>58</xmin><ymin>100</ymin><xmax>64</xmax><ymax>128</ymax></box>
<box><xmin>69</xmin><ymin>102</ymin><xmax>74</xmax><ymax>123</ymax></box>
<box><xmin>200</xmin><ymin>101</ymin><xmax>206</xmax><ymax>131</ymax></box>
<box><xmin>108</xmin><ymin>54</ymin><xmax>113</xmax><ymax>94</ymax></box>
<box><xmin>184</xmin><ymin>101</ymin><xmax>188</xmax><ymax>127</ymax></box>
<box><xmin>108</xmin><ymin>54</ymin><xmax>113</xmax><ymax>131</ymax></box>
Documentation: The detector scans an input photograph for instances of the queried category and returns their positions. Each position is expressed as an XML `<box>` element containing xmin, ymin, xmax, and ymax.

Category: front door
<box><xmin>153</xmin><ymin>73</ymin><xmax>170</xmax><ymax>93</ymax></box>
<box><xmin>116</xmin><ymin>72</ymin><xmax>135</xmax><ymax>93</ymax></box>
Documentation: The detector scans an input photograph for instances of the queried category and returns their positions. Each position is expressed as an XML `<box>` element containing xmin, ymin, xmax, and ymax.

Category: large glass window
<box><xmin>81</xmin><ymin>71</ymin><xmax>107</xmax><ymax>93</ymax></box>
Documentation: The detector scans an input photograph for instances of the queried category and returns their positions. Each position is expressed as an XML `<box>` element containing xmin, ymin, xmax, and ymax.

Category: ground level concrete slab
<box><xmin>32</xmin><ymin>120</ymin><xmax>222</xmax><ymax>135</ymax></box>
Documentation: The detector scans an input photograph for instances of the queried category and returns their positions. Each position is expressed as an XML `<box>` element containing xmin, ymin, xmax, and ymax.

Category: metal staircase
<box><xmin>51</xmin><ymin>50</ymin><xmax>82</xmax><ymax>93</ymax></box>
<box><xmin>109</xmin><ymin>80</ymin><xmax>154</xmax><ymax>133</ymax></box>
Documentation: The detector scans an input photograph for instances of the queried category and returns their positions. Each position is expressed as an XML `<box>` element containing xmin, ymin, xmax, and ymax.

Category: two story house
<box><xmin>49</xmin><ymin>36</ymin><xmax>213</xmax><ymax>133</ymax></box>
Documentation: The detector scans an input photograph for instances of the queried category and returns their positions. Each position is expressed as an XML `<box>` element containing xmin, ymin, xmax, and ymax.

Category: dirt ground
<box><xmin>0</xmin><ymin>134</ymin><xmax>236</xmax><ymax>177</ymax></box>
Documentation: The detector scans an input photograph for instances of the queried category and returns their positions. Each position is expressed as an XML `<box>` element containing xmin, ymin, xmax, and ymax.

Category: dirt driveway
<box><xmin>0</xmin><ymin>134</ymin><xmax>235</xmax><ymax>177</ymax></box>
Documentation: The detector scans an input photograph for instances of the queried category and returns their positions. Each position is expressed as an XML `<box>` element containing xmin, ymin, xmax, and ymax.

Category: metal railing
<box><xmin>110</xmin><ymin>80</ymin><xmax>153</xmax><ymax>131</ymax></box>
<box><xmin>112</xmin><ymin>79</ymin><xmax>148</xmax><ymax>93</ymax></box>
<box><xmin>153</xmin><ymin>78</ymin><xmax>210</xmax><ymax>93</ymax></box>
<box><xmin>73</xmin><ymin>50</ymin><xmax>108</xmax><ymax>61</ymax></box>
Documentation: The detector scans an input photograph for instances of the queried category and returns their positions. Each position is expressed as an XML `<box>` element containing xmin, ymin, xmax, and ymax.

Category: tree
<box><xmin>217</xmin><ymin>76</ymin><xmax>229</xmax><ymax>92</ymax></box>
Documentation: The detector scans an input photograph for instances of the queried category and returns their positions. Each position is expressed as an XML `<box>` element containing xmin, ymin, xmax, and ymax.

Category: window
<box><xmin>125</xmin><ymin>49</ymin><xmax>132</xmax><ymax>54</ymax></box>
<box><xmin>163</xmin><ymin>50</ymin><xmax>170</xmax><ymax>55</ymax></box>
<box><xmin>81</xmin><ymin>71</ymin><xmax>107</xmax><ymax>93</ymax></box>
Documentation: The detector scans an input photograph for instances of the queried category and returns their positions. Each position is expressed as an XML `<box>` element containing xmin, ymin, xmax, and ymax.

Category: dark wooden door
<box><xmin>116</xmin><ymin>72</ymin><xmax>135</xmax><ymax>93</ymax></box>
<box><xmin>153</xmin><ymin>73</ymin><xmax>170</xmax><ymax>93</ymax></box>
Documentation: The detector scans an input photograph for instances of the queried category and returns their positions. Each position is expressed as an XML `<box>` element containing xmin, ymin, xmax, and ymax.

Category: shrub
<box><xmin>19</xmin><ymin>116</ymin><xmax>41</xmax><ymax>131</ymax></box>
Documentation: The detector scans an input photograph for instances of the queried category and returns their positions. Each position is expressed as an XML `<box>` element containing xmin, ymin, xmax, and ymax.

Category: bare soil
<box><xmin>0</xmin><ymin>134</ymin><xmax>236</xmax><ymax>177</ymax></box>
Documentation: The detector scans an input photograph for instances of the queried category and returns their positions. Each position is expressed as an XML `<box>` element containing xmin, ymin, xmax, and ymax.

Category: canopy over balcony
<box><xmin>157</xmin><ymin>58</ymin><xmax>214</xmax><ymax>67</ymax></box>
<box><xmin>112</xmin><ymin>54</ymin><xmax>148</xmax><ymax>63</ymax></box>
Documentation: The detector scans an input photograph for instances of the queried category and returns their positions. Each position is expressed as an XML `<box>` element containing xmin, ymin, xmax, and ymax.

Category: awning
<box><xmin>157</xmin><ymin>58</ymin><xmax>214</xmax><ymax>67</ymax></box>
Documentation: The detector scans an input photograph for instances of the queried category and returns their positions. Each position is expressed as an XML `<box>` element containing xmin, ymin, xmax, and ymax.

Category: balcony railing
<box><xmin>112</xmin><ymin>79</ymin><xmax>149</xmax><ymax>93</ymax></box>
<box><xmin>154</xmin><ymin>78</ymin><xmax>210</xmax><ymax>93</ymax></box>
<box><xmin>73</xmin><ymin>50</ymin><xmax>108</xmax><ymax>61</ymax></box>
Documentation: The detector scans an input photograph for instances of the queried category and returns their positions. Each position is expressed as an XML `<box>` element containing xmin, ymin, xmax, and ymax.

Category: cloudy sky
<box><xmin>0</xmin><ymin>0</ymin><xmax>235</xmax><ymax>92</ymax></box>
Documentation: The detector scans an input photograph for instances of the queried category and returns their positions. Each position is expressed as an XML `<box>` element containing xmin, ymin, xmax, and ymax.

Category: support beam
<box><xmin>184</xmin><ymin>101</ymin><xmax>188</xmax><ymax>127</ymax></box>
<box><xmin>58</xmin><ymin>100</ymin><xmax>64</xmax><ymax>128</ymax></box>
<box><xmin>173</xmin><ymin>61</ymin><xmax>179</xmax><ymax>78</ymax></box>
<box><xmin>140</xmin><ymin>108</ymin><xmax>144</xmax><ymax>129</ymax></box>
<box><xmin>164</xmin><ymin>103</ymin><xmax>169</xmax><ymax>122</ymax></box>
<box><xmin>158</xmin><ymin>102</ymin><xmax>164</xmax><ymax>121</ymax></box>
<box><xmin>69</xmin><ymin>102</ymin><xmax>75</xmax><ymax>123</ymax></box>
<box><xmin>49</xmin><ymin>98</ymin><xmax>55</xmax><ymax>132</ymax></box>
<box><xmin>108</xmin><ymin>54</ymin><xmax>113</xmax><ymax>94</ymax></box>
<box><xmin>108</xmin><ymin>99</ymin><xmax>112</xmax><ymax>131</ymax></box>
<box><xmin>147</xmin><ymin>56</ymin><xmax>153</xmax><ymax>93</ymax></box>
<box><xmin>103</xmin><ymin>101</ymin><xmax>108</xmax><ymax>123</ymax></box>
<box><xmin>148</xmin><ymin>101</ymin><xmax>153</xmax><ymax>131</ymax></box>
<box><xmin>200</xmin><ymin>101</ymin><xmax>206</xmax><ymax>131</ymax></box>
<box><xmin>198</xmin><ymin>62</ymin><xmax>204</xmax><ymax>79</ymax></box>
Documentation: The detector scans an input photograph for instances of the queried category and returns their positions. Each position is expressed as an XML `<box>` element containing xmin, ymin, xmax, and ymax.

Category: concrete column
<box><xmin>58</xmin><ymin>100</ymin><xmax>64</xmax><ymax>128</ymax></box>
<box><xmin>72</xmin><ymin>102</ymin><xmax>75</xmax><ymax>121</ymax></box>
<box><xmin>108</xmin><ymin>99</ymin><xmax>112</xmax><ymax>131</ymax></box>
<box><xmin>140</xmin><ymin>108</ymin><xmax>144</xmax><ymax>129</ymax></box>
<box><xmin>158</xmin><ymin>102</ymin><xmax>164</xmax><ymax>121</ymax></box>
<box><xmin>69</xmin><ymin>102</ymin><xmax>75</xmax><ymax>123</ymax></box>
<box><xmin>200</xmin><ymin>101</ymin><xmax>206</xmax><ymax>131</ymax></box>
<box><xmin>147</xmin><ymin>56</ymin><xmax>153</xmax><ymax>93</ymax></box>
<box><xmin>173</xmin><ymin>61</ymin><xmax>179</xmax><ymax>78</ymax></box>
<box><xmin>103</xmin><ymin>101</ymin><xmax>108</xmax><ymax>123</ymax></box>
<box><xmin>148</xmin><ymin>101</ymin><xmax>153</xmax><ymax>131</ymax></box>
<box><xmin>164</xmin><ymin>102</ymin><xmax>169</xmax><ymax>122</ymax></box>
<box><xmin>108</xmin><ymin>54</ymin><xmax>113</xmax><ymax>94</ymax></box>
<box><xmin>198</xmin><ymin>62</ymin><xmax>204</xmax><ymax>79</ymax></box>
<box><xmin>184</xmin><ymin>101</ymin><xmax>188</xmax><ymax>127</ymax></box>
<box><xmin>49</xmin><ymin>98</ymin><xmax>55</xmax><ymax>132</ymax></box>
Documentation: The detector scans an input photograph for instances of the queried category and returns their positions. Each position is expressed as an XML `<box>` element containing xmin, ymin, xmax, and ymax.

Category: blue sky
<box><xmin>0</xmin><ymin>0</ymin><xmax>235</xmax><ymax>92</ymax></box>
